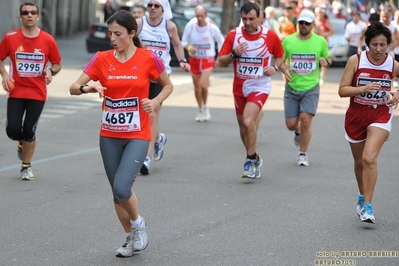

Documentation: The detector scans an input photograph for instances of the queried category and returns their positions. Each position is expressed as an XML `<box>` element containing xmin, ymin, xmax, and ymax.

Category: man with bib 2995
<box><xmin>279</xmin><ymin>9</ymin><xmax>331</xmax><ymax>166</ymax></box>
<box><xmin>218</xmin><ymin>2</ymin><xmax>285</xmax><ymax>179</ymax></box>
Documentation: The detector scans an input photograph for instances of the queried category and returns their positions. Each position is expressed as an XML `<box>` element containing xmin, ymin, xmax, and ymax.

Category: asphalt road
<box><xmin>0</xmin><ymin>32</ymin><xmax>398</xmax><ymax>266</ymax></box>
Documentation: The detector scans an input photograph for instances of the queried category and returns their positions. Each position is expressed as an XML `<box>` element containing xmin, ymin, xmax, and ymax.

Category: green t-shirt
<box><xmin>282</xmin><ymin>33</ymin><xmax>330</xmax><ymax>91</ymax></box>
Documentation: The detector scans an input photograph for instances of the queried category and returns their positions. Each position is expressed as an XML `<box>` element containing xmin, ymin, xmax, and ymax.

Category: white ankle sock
<box><xmin>130</xmin><ymin>216</ymin><xmax>142</xmax><ymax>228</ymax></box>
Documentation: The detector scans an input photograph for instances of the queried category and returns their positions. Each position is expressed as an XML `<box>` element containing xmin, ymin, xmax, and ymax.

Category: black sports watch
<box><xmin>47</xmin><ymin>67</ymin><xmax>56</xmax><ymax>76</ymax></box>
<box><xmin>273</xmin><ymin>65</ymin><xmax>278</xmax><ymax>71</ymax></box>
<box><xmin>230</xmin><ymin>50</ymin><xmax>239</xmax><ymax>59</ymax></box>
<box><xmin>79</xmin><ymin>84</ymin><xmax>88</xmax><ymax>94</ymax></box>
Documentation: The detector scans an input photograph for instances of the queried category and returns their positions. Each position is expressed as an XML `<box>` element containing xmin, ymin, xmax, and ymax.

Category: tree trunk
<box><xmin>221</xmin><ymin>0</ymin><xmax>238</xmax><ymax>35</ymax></box>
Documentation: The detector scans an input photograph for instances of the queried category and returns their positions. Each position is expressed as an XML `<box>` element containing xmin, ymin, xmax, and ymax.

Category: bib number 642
<box><xmin>360</xmin><ymin>91</ymin><xmax>387</xmax><ymax>99</ymax></box>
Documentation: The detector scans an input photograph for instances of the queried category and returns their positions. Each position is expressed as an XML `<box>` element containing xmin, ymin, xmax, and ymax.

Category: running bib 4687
<box><xmin>290</xmin><ymin>53</ymin><xmax>316</xmax><ymax>75</ymax></box>
<box><xmin>102</xmin><ymin>97</ymin><xmax>141</xmax><ymax>132</ymax></box>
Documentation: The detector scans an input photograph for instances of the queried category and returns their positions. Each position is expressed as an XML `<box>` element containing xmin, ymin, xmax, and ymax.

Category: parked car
<box><xmin>85</xmin><ymin>22</ymin><xmax>112</xmax><ymax>53</ymax></box>
<box><xmin>328</xmin><ymin>18</ymin><xmax>349</xmax><ymax>66</ymax></box>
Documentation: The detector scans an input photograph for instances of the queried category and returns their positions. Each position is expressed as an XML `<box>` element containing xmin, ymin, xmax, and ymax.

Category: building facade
<box><xmin>0</xmin><ymin>0</ymin><xmax>97</xmax><ymax>38</ymax></box>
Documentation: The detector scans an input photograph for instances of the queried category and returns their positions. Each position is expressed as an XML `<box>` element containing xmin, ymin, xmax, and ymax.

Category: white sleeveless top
<box><xmin>183</xmin><ymin>23</ymin><xmax>217</xmax><ymax>58</ymax></box>
<box><xmin>139</xmin><ymin>17</ymin><xmax>172</xmax><ymax>74</ymax></box>
<box><xmin>353</xmin><ymin>51</ymin><xmax>393</xmax><ymax>106</ymax></box>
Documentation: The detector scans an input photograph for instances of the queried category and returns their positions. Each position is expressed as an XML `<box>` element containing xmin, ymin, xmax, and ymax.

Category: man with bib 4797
<box><xmin>218</xmin><ymin>2</ymin><xmax>285</xmax><ymax>179</ymax></box>
<box><xmin>279</xmin><ymin>9</ymin><xmax>332</xmax><ymax>167</ymax></box>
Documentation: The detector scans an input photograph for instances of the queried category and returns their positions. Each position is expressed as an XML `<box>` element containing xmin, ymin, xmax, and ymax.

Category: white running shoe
<box><xmin>140</xmin><ymin>156</ymin><xmax>150</xmax><ymax>175</ymax></box>
<box><xmin>195</xmin><ymin>111</ymin><xmax>203</xmax><ymax>122</ymax></box>
<box><xmin>297</xmin><ymin>153</ymin><xmax>309</xmax><ymax>166</ymax></box>
<box><xmin>20</xmin><ymin>167</ymin><xmax>34</xmax><ymax>181</ymax></box>
<box><xmin>115</xmin><ymin>234</ymin><xmax>134</xmax><ymax>257</ymax></box>
<box><xmin>132</xmin><ymin>216</ymin><xmax>149</xmax><ymax>251</ymax></box>
<box><xmin>254</xmin><ymin>155</ymin><xmax>263</xmax><ymax>178</ymax></box>
<box><xmin>202</xmin><ymin>106</ymin><xmax>211</xmax><ymax>121</ymax></box>
<box><xmin>242</xmin><ymin>158</ymin><xmax>256</xmax><ymax>178</ymax></box>
<box><xmin>360</xmin><ymin>203</ymin><xmax>375</xmax><ymax>224</ymax></box>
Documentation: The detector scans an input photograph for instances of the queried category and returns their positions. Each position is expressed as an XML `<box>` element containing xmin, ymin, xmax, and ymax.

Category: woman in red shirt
<box><xmin>69</xmin><ymin>10</ymin><xmax>173</xmax><ymax>258</ymax></box>
<box><xmin>339</xmin><ymin>22</ymin><xmax>399</xmax><ymax>224</ymax></box>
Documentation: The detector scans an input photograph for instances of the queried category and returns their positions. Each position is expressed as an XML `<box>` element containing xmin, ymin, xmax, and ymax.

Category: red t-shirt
<box><xmin>219</xmin><ymin>26</ymin><xmax>284</xmax><ymax>95</ymax></box>
<box><xmin>84</xmin><ymin>48</ymin><xmax>165</xmax><ymax>140</ymax></box>
<box><xmin>0</xmin><ymin>28</ymin><xmax>62</xmax><ymax>101</ymax></box>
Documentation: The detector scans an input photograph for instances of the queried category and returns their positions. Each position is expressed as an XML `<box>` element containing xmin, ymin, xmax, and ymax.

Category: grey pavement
<box><xmin>0</xmin><ymin>32</ymin><xmax>398</xmax><ymax>266</ymax></box>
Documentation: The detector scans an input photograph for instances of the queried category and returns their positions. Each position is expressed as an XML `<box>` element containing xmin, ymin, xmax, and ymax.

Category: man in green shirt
<box><xmin>279</xmin><ymin>9</ymin><xmax>332</xmax><ymax>166</ymax></box>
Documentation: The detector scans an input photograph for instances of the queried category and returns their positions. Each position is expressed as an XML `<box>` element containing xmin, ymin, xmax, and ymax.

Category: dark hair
<box><xmin>260</xmin><ymin>8</ymin><xmax>265</xmax><ymax>18</ymax></box>
<box><xmin>364</xmin><ymin>21</ymin><xmax>392</xmax><ymax>47</ymax></box>
<box><xmin>107</xmin><ymin>10</ymin><xmax>142</xmax><ymax>48</ymax></box>
<box><xmin>368</xmin><ymin>12</ymin><xmax>380</xmax><ymax>23</ymax></box>
<box><xmin>290</xmin><ymin>1</ymin><xmax>298</xmax><ymax>5</ymax></box>
<box><xmin>241</xmin><ymin>2</ymin><xmax>260</xmax><ymax>17</ymax></box>
<box><xmin>20</xmin><ymin>2</ymin><xmax>39</xmax><ymax>15</ymax></box>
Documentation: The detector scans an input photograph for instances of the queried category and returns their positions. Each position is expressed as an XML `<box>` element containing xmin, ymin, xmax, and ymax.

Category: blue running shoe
<box><xmin>153</xmin><ymin>133</ymin><xmax>167</xmax><ymax>161</ymax></box>
<box><xmin>360</xmin><ymin>203</ymin><xmax>375</xmax><ymax>224</ymax></box>
<box><xmin>356</xmin><ymin>194</ymin><xmax>364</xmax><ymax>217</ymax></box>
<box><xmin>242</xmin><ymin>159</ymin><xmax>256</xmax><ymax>178</ymax></box>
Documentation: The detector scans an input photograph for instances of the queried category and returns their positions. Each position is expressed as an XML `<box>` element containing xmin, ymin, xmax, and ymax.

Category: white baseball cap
<box><xmin>298</xmin><ymin>9</ymin><xmax>315</xmax><ymax>23</ymax></box>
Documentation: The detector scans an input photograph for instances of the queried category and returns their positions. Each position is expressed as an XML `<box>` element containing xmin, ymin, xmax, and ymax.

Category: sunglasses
<box><xmin>298</xmin><ymin>21</ymin><xmax>311</xmax><ymax>26</ymax></box>
<box><xmin>21</xmin><ymin>10</ymin><xmax>38</xmax><ymax>16</ymax></box>
<box><xmin>147</xmin><ymin>3</ymin><xmax>161</xmax><ymax>8</ymax></box>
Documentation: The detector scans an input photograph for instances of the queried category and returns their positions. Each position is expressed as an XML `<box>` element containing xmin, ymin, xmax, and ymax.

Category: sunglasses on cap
<box><xmin>147</xmin><ymin>3</ymin><xmax>161</xmax><ymax>8</ymax></box>
<box><xmin>21</xmin><ymin>10</ymin><xmax>38</xmax><ymax>16</ymax></box>
<box><xmin>298</xmin><ymin>21</ymin><xmax>312</xmax><ymax>25</ymax></box>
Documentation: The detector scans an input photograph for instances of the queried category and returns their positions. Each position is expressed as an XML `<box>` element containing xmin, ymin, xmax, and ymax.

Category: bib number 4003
<box><xmin>292</xmin><ymin>62</ymin><xmax>313</xmax><ymax>69</ymax></box>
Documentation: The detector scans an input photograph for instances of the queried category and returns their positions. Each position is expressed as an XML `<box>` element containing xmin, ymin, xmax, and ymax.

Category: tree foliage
<box><xmin>221</xmin><ymin>0</ymin><xmax>238</xmax><ymax>35</ymax></box>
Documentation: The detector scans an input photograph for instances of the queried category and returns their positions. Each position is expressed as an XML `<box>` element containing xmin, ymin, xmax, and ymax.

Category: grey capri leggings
<box><xmin>99</xmin><ymin>136</ymin><xmax>149</xmax><ymax>203</ymax></box>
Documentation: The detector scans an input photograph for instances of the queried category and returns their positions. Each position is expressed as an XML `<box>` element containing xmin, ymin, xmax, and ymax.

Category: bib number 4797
<box><xmin>238</xmin><ymin>65</ymin><xmax>259</xmax><ymax>75</ymax></box>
